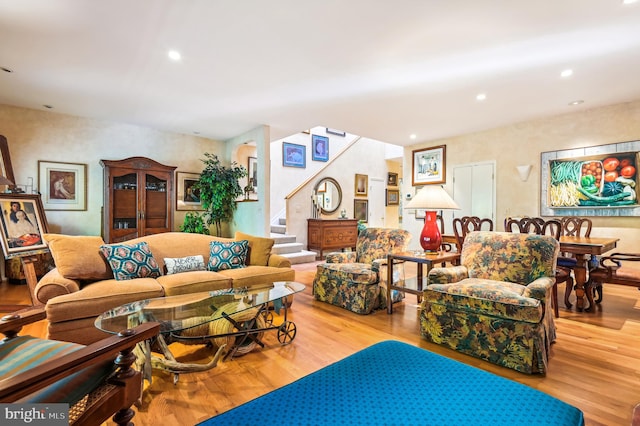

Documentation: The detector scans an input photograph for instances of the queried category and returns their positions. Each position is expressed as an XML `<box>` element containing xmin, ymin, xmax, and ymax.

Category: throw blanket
<box><xmin>199</xmin><ymin>340</ymin><xmax>584</xmax><ymax>426</ymax></box>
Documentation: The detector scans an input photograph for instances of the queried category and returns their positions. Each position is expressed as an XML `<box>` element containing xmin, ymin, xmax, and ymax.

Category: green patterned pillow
<box><xmin>100</xmin><ymin>241</ymin><xmax>161</xmax><ymax>281</ymax></box>
<box><xmin>208</xmin><ymin>240</ymin><xmax>249</xmax><ymax>271</ymax></box>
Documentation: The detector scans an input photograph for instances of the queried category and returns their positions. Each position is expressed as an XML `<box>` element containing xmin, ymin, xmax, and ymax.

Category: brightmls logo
<box><xmin>0</xmin><ymin>404</ymin><xmax>68</xmax><ymax>425</ymax></box>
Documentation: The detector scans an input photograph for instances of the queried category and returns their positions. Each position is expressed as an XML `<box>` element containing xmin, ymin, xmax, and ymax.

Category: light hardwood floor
<box><xmin>2</xmin><ymin>263</ymin><xmax>639</xmax><ymax>426</ymax></box>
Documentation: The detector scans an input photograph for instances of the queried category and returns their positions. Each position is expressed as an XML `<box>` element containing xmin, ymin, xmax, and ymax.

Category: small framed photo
<box><xmin>355</xmin><ymin>174</ymin><xmax>368</xmax><ymax>196</ymax></box>
<box><xmin>311</xmin><ymin>134</ymin><xmax>329</xmax><ymax>162</ymax></box>
<box><xmin>38</xmin><ymin>161</ymin><xmax>87</xmax><ymax>211</ymax></box>
<box><xmin>248</xmin><ymin>156</ymin><xmax>258</xmax><ymax>190</ymax></box>
<box><xmin>412</xmin><ymin>145</ymin><xmax>446</xmax><ymax>186</ymax></box>
<box><xmin>354</xmin><ymin>199</ymin><xmax>368</xmax><ymax>222</ymax></box>
<box><xmin>176</xmin><ymin>172</ymin><xmax>203</xmax><ymax>211</ymax></box>
<box><xmin>283</xmin><ymin>142</ymin><xmax>306</xmax><ymax>168</ymax></box>
<box><xmin>386</xmin><ymin>189</ymin><xmax>400</xmax><ymax>206</ymax></box>
<box><xmin>387</xmin><ymin>172</ymin><xmax>398</xmax><ymax>186</ymax></box>
<box><xmin>0</xmin><ymin>193</ymin><xmax>49</xmax><ymax>258</ymax></box>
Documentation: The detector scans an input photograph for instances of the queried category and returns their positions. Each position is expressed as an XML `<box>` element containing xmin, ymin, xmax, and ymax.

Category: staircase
<box><xmin>270</xmin><ymin>218</ymin><xmax>317</xmax><ymax>265</ymax></box>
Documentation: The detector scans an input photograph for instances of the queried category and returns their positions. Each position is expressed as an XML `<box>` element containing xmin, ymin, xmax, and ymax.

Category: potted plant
<box><xmin>179</xmin><ymin>211</ymin><xmax>210</xmax><ymax>235</ymax></box>
<box><xmin>194</xmin><ymin>152</ymin><xmax>247</xmax><ymax>237</ymax></box>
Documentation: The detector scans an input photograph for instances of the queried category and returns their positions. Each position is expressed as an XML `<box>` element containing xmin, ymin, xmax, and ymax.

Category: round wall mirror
<box><xmin>313</xmin><ymin>177</ymin><xmax>342</xmax><ymax>214</ymax></box>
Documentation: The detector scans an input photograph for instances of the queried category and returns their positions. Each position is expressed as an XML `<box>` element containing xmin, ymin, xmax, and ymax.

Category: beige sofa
<box><xmin>36</xmin><ymin>231</ymin><xmax>295</xmax><ymax>344</ymax></box>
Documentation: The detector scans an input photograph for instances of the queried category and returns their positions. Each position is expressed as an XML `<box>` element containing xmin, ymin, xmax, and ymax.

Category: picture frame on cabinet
<box><xmin>38</xmin><ymin>161</ymin><xmax>87</xmax><ymax>211</ymax></box>
<box><xmin>176</xmin><ymin>172</ymin><xmax>203</xmax><ymax>211</ymax></box>
<box><xmin>0</xmin><ymin>193</ymin><xmax>49</xmax><ymax>258</ymax></box>
<box><xmin>412</xmin><ymin>145</ymin><xmax>446</xmax><ymax>186</ymax></box>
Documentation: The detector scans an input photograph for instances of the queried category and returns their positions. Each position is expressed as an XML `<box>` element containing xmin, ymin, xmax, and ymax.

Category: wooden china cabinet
<box><xmin>100</xmin><ymin>157</ymin><xmax>177</xmax><ymax>243</ymax></box>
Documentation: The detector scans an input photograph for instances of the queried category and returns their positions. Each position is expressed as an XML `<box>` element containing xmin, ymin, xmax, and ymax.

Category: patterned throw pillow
<box><xmin>164</xmin><ymin>255</ymin><xmax>206</xmax><ymax>275</ymax></box>
<box><xmin>208</xmin><ymin>240</ymin><xmax>249</xmax><ymax>271</ymax></box>
<box><xmin>100</xmin><ymin>241</ymin><xmax>161</xmax><ymax>281</ymax></box>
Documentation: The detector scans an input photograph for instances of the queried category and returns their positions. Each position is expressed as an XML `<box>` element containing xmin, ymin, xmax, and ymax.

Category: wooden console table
<box><xmin>307</xmin><ymin>219</ymin><xmax>358</xmax><ymax>259</ymax></box>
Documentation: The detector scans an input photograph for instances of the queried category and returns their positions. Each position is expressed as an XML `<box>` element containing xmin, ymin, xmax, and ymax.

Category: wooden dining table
<box><xmin>559</xmin><ymin>235</ymin><xmax>619</xmax><ymax>312</ymax></box>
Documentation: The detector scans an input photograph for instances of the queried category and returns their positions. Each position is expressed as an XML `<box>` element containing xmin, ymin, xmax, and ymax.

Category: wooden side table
<box><xmin>386</xmin><ymin>251</ymin><xmax>460</xmax><ymax>314</ymax></box>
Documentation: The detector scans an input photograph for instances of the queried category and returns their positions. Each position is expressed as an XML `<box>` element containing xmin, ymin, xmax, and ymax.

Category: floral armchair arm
<box><xmin>522</xmin><ymin>276</ymin><xmax>556</xmax><ymax>301</ymax></box>
<box><xmin>325</xmin><ymin>252</ymin><xmax>358</xmax><ymax>263</ymax></box>
<box><xmin>427</xmin><ymin>265</ymin><xmax>469</xmax><ymax>285</ymax></box>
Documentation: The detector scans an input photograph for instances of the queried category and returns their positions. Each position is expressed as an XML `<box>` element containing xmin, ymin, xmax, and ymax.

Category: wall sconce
<box><xmin>516</xmin><ymin>165</ymin><xmax>532</xmax><ymax>182</ymax></box>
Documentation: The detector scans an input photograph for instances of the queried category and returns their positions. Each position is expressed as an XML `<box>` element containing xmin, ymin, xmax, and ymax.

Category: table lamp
<box><xmin>405</xmin><ymin>185</ymin><xmax>460</xmax><ymax>252</ymax></box>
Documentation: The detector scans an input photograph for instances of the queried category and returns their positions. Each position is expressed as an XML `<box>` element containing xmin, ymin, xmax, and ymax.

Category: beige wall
<box><xmin>403</xmin><ymin>100</ymin><xmax>640</xmax><ymax>251</ymax></box>
<box><xmin>0</xmin><ymin>104</ymin><xmax>225</xmax><ymax>236</ymax></box>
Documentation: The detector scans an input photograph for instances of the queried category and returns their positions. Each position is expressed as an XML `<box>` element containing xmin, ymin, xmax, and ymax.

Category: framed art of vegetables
<box><xmin>541</xmin><ymin>140</ymin><xmax>640</xmax><ymax>217</ymax></box>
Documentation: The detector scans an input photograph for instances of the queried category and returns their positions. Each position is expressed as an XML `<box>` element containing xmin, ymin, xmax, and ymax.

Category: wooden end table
<box><xmin>386</xmin><ymin>251</ymin><xmax>460</xmax><ymax>314</ymax></box>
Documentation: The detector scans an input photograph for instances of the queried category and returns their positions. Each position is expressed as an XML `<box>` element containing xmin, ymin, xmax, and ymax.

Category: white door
<box><xmin>449</xmin><ymin>162</ymin><xmax>496</xmax><ymax>226</ymax></box>
<box><xmin>368</xmin><ymin>177</ymin><xmax>385</xmax><ymax>227</ymax></box>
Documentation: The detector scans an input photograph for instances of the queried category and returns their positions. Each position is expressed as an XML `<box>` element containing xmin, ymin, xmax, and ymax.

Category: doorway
<box><xmin>445</xmin><ymin>162</ymin><xmax>496</xmax><ymax>231</ymax></box>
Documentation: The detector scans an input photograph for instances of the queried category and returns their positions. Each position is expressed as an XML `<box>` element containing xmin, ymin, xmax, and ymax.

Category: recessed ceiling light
<box><xmin>561</xmin><ymin>69</ymin><xmax>573</xmax><ymax>78</ymax></box>
<box><xmin>193</xmin><ymin>131</ymin><xmax>200</xmax><ymax>135</ymax></box>
<box><xmin>167</xmin><ymin>50</ymin><xmax>182</xmax><ymax>61</ymax></box>
<box><xmin>43</xmin><ymin>105</ymin><xmax>53</xmax><ymax>109</ymax></box>
<box><xmin>623</xmin><ymin>0</ymin><xmax>638</xmax><ymax>5</ymax></box>
<box><xmin>476</xmin><ymin>93</ymin><xmax>487</xmax><ymax>101</ymax></box>
<box><xmin>569</xmin><ymin>100</ymin><xmax>584</xmax><ymax>106</ymax></box>
<box><xmin>409</xmin><ymin>134</ymin><xmax>417</xmax><ymax>140</ymax></box>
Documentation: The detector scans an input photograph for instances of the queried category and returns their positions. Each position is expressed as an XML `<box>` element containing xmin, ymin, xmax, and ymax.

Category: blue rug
<box><xmin>199</xmin><ymin>340</ymin><xmax>584</xmax><ymax>426</ymax></box>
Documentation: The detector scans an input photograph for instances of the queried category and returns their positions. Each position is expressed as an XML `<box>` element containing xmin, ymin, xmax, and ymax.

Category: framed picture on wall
<box><xmin>248</xmin><ymin>156</ymin><xmax>258</xmax><ymax>190</ymax></box>
<box><xmin>38</xmin><ymin>161</ymin><xmax>87</xmax><ymax>211</ymax></box>
<box><xmin>354</xmin><ymin>199</ymin><xmax>368</xmax><ymax>222</ymax></box>
<box><xmin>387</xmin><ymin>172</ymin><xmax>398</xmax><ymax>186</ymax></box>
<box><xmin>283</xmin><ymin>142</ymin><xmax>306</xmax><ymax>168</ymax></box>
<box><xmin>311</xmin><ymin>134</ymin><xmax>329</xmax><ymax>162</ymax></box>
<box><xmin>412</xmin><ymin>145</ymin><xmax>446</xmax><ymax>186</ymax></box>
<box><xmin>0</xmin><ymin>193</ymin><xmax>49</xmax><ymax>258</ymax></box>
<box><xmin>176</xmin><ymin>171</ymin><xmax>203</xmax><ymax>211</ymax></box>
<box><xmin>355</xmin><ymin>174</ymin><xmax>368</xmax><ymax>196</ymax></box>
<box><xmin>386</xmin><ymin>189</ymin><xmax>400</xmax><ymax>206</ymax></box>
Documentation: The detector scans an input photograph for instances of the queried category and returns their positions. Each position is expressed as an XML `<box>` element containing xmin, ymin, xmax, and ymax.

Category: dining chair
<box><xmin>452</xmin><ymin>216</ymin><xmax>494</xmax><ymax>251</ymax></box>
<box><xmin>559</xmin><ymin>217</ymin><xmax>593</xmax><ymax>304</ymax></box>
<box><xmin>504</xmin><ymin>217</ymin><xmax>569</xmax><ymax>318</ymax></box>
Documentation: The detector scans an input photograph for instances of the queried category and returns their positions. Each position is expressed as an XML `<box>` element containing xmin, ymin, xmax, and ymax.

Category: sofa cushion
<box><xmin>44</xmin><ymin>277</ymin><xmax>164</xmax><ymax>323</ymax></box>
<box><xmin>208</xmin><ymin>240</ymin><xmax>249</xmax><ymax>271</ymax></box>
<box><xmin>220</xmin><ymin>265</ymin><xmax>295</xmax><ymax>288</ymax></box>
<box><xmin>164</xmin><ymin>255</ymin><xmax>206</xmax><ymax>275</ymax></box>
<box><xmin>43</xmin><ymin>234</ymin><xmax>112</xmax><ymax>280</ymax></box>
<box><xmin>100</xmin><ymin>241</ymin><xmax>161</xmax><ymax>281</ymax></box>
<box><xmin>235</xmin><ymin>231</ymin><xmax>274</xmax><ymax>266</ymax></box>
<box><xmin>156</xmin><ymin>270</ymin><xmax>232</xmax><ymax>296</ymax></box>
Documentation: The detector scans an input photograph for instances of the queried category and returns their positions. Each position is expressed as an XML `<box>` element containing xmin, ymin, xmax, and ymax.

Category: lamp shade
<box><xmin>405</xmin><ymin>185</ymin><xmax>459</xmax><ymax>251</ymax></box>
<box><xmin>405</xmin><ymin>185</ymin><xmax>460</xmax><ymax>210</ymax></box>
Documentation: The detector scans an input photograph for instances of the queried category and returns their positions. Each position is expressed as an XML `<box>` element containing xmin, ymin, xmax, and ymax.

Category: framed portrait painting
<box><xmin>176</xmin><ymin>172</ymin><xmax>203</xmax><ymax>211</ymax></box>
<box><xmin>311</xmin><ymin>134</ymin><xmax>329</xmax><ymax>162</ymax></box>
<box><xmin>412</xmin><ymin>145</ymin><xmax>446</xmax><ymax>186</ymax></box>
<box><xmin>354</xmin><ymin>199</ymin><xmax>368</xmax><ymax>222</ymax></box>
<box><xmin>387</xmin><ymin>172</ymin><xmax>398</xmax><ymax>186</ymax></box>
<box><xmin>38</xmin><ymin>161</ymin><xmax>87</xmax><ymax>210</ymax></box>
<box><xmin>0</xmin><ymin>193</ymin><xmax>49</xmax><ymax>258</ymax></box>
<box><xmin>283</xmin><ymin>142</ymin><xmax>306</xmax><ymax>168</ymax></box>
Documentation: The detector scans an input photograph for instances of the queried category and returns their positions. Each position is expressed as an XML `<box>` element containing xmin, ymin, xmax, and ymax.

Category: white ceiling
<box><xmin>1</xmin><ymin>0</ymin><xmax>640</xmax><ymax>146</ymax></box>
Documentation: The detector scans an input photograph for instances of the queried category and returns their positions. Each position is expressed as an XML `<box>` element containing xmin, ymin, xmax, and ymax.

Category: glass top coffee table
<box><xmin>95</xmin><ymin>281</ymin><xmax>305</xmax><ymax>384</ymax></box>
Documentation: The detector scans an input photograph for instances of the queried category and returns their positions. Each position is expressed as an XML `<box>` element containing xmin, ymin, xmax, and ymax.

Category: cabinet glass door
<box><xmin>144</xmin><ymin>173</ymin><xmax>168</xmax><ymax>230</ymax></box>
<box><xmin>112</xmin><ymin>173</ymin><xmax>138</xmax><ymax>231</ymax></box>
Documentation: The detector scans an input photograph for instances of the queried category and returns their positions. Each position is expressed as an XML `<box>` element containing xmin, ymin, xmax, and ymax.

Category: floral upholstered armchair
<box><xmin>313</xmin><ymin>228</ymin><xmax>411</xmax><ymax>314</ymax></box>
<box><xmin>421</xmin><ymin>231</ymin><xmax>559</xmax><ymax>374</ymax></box>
